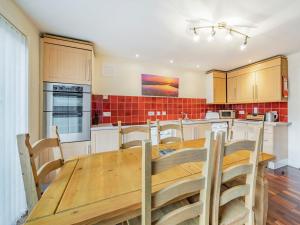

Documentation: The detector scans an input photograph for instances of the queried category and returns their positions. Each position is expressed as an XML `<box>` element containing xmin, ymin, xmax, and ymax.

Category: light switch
<box><xmin>156</xmin><ymin>111</ymin><xmax>161</xmax><ymax>115</ymax></box>
<box><xmin>162</xmin><ymin>111</ymin><xmax>167</xmax><ymax>115</ymax></box>
<box><xmin>148</xmin><ymin>111</ymin><xmax>155</xmax><ymax>116</ymax></box>
<box><xmin>103</xmin><ymin>112</ymin><xmax>111</xmax><ymax>117</ymax></box>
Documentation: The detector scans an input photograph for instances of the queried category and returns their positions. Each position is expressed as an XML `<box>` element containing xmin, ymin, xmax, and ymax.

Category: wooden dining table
<box><xmin>25</xmin><ymin>139</ymin><xmax>274</xmax><ymax>225</ymax></box>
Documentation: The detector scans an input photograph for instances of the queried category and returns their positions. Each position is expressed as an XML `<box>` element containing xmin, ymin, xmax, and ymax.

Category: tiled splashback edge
<box><xmin>92</xmin><ymin>95</ymin><xmax>288</xmax><ymax>125</ymax></box>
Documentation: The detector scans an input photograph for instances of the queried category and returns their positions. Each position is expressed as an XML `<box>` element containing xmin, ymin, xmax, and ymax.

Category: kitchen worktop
<box><xmin>91</xmin><ymin>118</ymin><xmax>232</xmax><ymax>131</ymax></box>
<box><xmin>234</xmin><ymin>119</ymin><xmax>291</xmax><ymax>126</ymax></box>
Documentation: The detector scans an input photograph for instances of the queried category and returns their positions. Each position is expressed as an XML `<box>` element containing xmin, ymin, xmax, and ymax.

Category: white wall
<box><xmin>92</xmin><ymin>55</ymin><xmax>207</xmax><ymax>98</ymax></box>
<box><xmin>288</xmin><ymin>52</ymin><xmax>300</xmax><ymax>168</ymax></box>
<box><xmin>0</xmin><ymin>0</ymin><xmax>40</xmax><ymax>140</ymax></box>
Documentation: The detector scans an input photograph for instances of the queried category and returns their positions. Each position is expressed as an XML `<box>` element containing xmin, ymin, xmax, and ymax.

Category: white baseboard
<box><xmin>268</xmin><ymin>158</ymin><xmax>288</xmax><ymax>170</ymax></box>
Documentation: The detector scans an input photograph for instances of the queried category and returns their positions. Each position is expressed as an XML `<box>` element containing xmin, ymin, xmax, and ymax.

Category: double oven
<box><xmin>43</xmin><ymin>82</ymin><xmax>91</xmax><ymax>143</ymax></box>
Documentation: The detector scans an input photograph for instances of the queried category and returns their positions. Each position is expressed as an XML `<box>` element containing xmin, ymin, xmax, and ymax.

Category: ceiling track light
<box><xmin>240</xmin><ymin>36</ymin><xmax>248</xmax><ymax>51</ymax></box>
<box><xmin>207</xmin><ymin>26</ymin><xmax>216</xmax><ymax>42</ymax></box>
<box><xmin>225</xmin><ymin>29</ymin><xmax>233</xmax><ymax>41</ymax></box>
<box><xmin>190</xmin><ymin>22</ymin><xmax>250</xmax><ymax>49</ymax></box>
<box><xmin>193</xmin><ymin>27</ymin><xmax>200</xmax><ymax>42</ymax></box>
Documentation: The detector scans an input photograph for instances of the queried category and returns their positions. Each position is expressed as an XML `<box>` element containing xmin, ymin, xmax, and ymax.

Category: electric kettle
<box><xmin>265</xmin><ymin>111</ymin><xmax>278</xmax><ymax>122</ymax></box>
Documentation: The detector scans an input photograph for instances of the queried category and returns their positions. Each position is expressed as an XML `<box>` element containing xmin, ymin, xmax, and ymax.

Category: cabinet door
<box><xmin>44</xmin><ymin>43</ymin><xmax>92</xmax><ymax>84</ymax></box>
<box><xmin>227</xmin><ymin>77</ymin><xmax>237</xmax><ymax>103</ymax></box>
<box><xmin>214</xmin><ymin>77</ymin><xmax>226</xmax><ymax>103</ymax></box>
<box><xmin>246</xmin><ymin>124</ymin><xmax>262</xmax><ymax>141</ymax></box>
<box><xmin>196</xmin><ymin>123</ymin><xmax>212</xmax><ymax>139</ymax></box>
<box><xmin>61</xmin><ymin>141</ymin><xmax>90</xmax><ymax>160</ymax></box>
<box><xmin>232</xmin><ymin>124</ymin><xmax>247</xmax><ymax>140</ymax></box>
<box><xmin>182</xmin><ymin>125</ymin><xmax>195</xmax><ymax>141</ymax></box>
<box><xmin>255</xmin><ymin>66</ymin><xmax>282</xmax><ymax>102</ymax></box>
<box><xmin>91</xmin><ymin>130</ymin><xmax>119</xmax><ymax>153</ymax></box>
<box><xmin>236</xmin><ymin>72</ymin><xmax>255</xmax><ymax>103</ymax></box>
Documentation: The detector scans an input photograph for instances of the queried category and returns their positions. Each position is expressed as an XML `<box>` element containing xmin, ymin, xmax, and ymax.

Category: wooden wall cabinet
<box><xmin>226</xmin><ymin>56</ymin><xmax>288</xmax><ymax>103</ymax></box>
<box><xmin>205</xmin><ymin>70</ymin><xmax>226</xmax><ymax>104</ymax></box>
<box><xmin>41</xmin><ymin>35</ymin><xmax>93</xmax><ymax>85</ymax></box>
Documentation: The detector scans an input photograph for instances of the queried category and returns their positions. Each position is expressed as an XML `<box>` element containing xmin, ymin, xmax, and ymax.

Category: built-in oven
<box><xmin>43</xmin><ymin>82</ymin><xmax>91</xmax><ymax>143</ymax></box>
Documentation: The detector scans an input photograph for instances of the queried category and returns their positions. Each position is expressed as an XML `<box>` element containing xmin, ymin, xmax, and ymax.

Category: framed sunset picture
<box><xmin>141</xmin><ymin>74</ymin><xmax>179</xmax><ymax>97</ymax></box>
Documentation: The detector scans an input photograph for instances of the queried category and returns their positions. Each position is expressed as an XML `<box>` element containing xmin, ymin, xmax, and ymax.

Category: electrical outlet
<box><xmin>156</xmin><ymin>111</ymin><xmax>161</xmax><ymax>115</ymax></box>
<box><xmin>148</xmin><ymin>111</ymin><xmax>155</xmax><ymax>116</ymax></box>
<box><xmin>103</xmin><ymin>112</ymin><xmax>111</xmax><ymax>117</ymax></box>
<box><xmin>103</xmin><ymin>95</ymin><xmax>109</xmax><ymax>100</ymax></box>
<box><xmin>239</xmin><ymin>110</ymin><xmax>245</xmax><ymax>115</ymax></box>
<box><xmin>253</xmin><ymin>107</ymin><xmax>258</xmax><ymax>114</ymax></box>
<box><xmin>162</xmin><ymin>111</ymin><xmax>167</xmax><ymax>115</ymax></box>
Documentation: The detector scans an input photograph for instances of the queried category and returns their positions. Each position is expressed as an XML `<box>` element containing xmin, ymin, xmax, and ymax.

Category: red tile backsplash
<box><xmin>91</xmin><ymin>95</ymin><xmax>288</xmax><ymax>125</ymax></box>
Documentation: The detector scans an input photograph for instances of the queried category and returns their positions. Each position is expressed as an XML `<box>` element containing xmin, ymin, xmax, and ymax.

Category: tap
<box><xmin>181</xmin><ymin>112</ymin><xmax>189</xmax><ymax>120</ymax></box>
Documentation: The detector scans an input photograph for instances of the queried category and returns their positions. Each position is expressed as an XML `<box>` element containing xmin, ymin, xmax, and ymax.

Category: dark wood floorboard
<box><xmin>266</xmin><ymin>166</ymin><xmax>300</xmax><ymax>225</ymax></box>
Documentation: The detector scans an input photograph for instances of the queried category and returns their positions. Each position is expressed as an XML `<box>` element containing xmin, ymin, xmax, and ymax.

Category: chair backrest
<box><xmin>118</xmin><ymin>120</ymin><xmax>151</xmax><ymax>149</ymax></box>
<box><xmin>212</xmin><ymin>128</ymin><xmax>263</xmax><ymax>225</ymax></box>
<box><xmin>156</xmin><ymin>119</ymin><xmax>184</xmax><ymax>145</ymax></box>
<box><xmin>141</xmin><ymin>131</ymin><xmax>214</xmax><ymax>225</ymax></box>
<box><xmin>18</xmin><ymin>126</ymin><xmax>64</xmax><ymax>199</ymax></box>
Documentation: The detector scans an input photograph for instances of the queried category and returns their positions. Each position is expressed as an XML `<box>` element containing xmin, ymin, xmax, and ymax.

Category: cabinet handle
<box><xmin>256</xmin><ymin>84</ymin><xmax>258</xmax><ymax>100</ymax></box>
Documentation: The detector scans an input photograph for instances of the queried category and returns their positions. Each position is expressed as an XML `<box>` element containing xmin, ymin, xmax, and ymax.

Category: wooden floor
<box><xmin>266</xmin><ymin>166</ymin><xmax>300</xmax><ymax>225</ymax></box>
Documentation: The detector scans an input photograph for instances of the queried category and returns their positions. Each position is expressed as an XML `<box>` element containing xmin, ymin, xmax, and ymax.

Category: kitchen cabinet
<box><xmin>91</xmin><ymin>123</ymin><xmax>213</xmax><ymax>153</ymax></box>
<box><xmin>61</xmin><ymin>141</ymin><xmax>91</xmax><ymax>160</ymax></box>
<box><xmin>181</xmin><ymin>123</ymin><xmax>212</xmax><ymax>140</ymax></box>
<box><xmin>255</xmin><ymin>66</ymin><xmax>282</xmax><ymax>102</ymax></box>
<box><xmin>41</xmin><ymin>35</ymin><xmax>93</xmax><ymax>85</ymax></box>
<box><xmin>226</xmin><ymin>56</ymin><xmax>288</xmax><ymax>103</ymax></box>
<box><xmin>227</xmin><ymin>76</ymin><xmax>237</xmax><ymax>103</ymax></box>
<box><xmin>205</xmin><ymin>71</ymin><xmax>226</xmax><ymax>104</ymax></box>
<box><xmin>232</xmin><ymin>120</ymin><xmax>289</xmax><ymax>169</ymax></box>
<box><xmin>236</xmin><ymin>72</ymin><xmax>255</xmax><ymax>103</ymax></box>
<box><xmin>91</xmin><ymin>129</ymin><xmax>119</xmax><ymax>153</ymax></box>
<box><xmin>231</xmin><ymin>121</ymin><xmax>263</xmax><ymax>141</ymax></box>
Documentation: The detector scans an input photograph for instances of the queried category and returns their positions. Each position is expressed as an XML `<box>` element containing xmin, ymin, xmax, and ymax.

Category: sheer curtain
<box><xmin>0</xmin><ymin>15</ymin><xmax>28</xmax><ymax>225</ymax></box>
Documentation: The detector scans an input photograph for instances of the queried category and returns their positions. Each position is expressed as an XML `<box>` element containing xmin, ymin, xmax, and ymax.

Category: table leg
<box><xmin>254</xmin><ymin>163</ymin><xmax>268</xmax><ymax>225</ymax></box>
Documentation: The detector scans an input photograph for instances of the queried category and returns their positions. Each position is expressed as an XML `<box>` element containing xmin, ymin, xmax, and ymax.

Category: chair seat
<box><xmin>128</xmin><ymin>200</ymin><xmax>199</xmax><ymax>225</ymax></box>
<box><xmin>219</xmin><ymin>199</ymin><xmax>250</xmax><ymax>225</ymax></box>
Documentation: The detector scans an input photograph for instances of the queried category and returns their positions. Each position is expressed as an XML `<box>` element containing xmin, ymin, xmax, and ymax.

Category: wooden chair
<box><xmin>212</xmin><ymin>128</ymin><xmax>263</xmax><ymax>225</ymax></box>
<box><xmin>129</xmin><ymin>131</ymin><xmax>214</xmax><ymax>225</ymax></box>
<box><xmin>156</xmin><ymin>119</ymin><xmax>184</xmax><ymax>145</ymax></box>
<box><xmin>17</xmin><ymin>126</ymin><xmax>64</xmax><ymax>201</ymax></box>
<box><xmin>118</xmin><ymin>120</ymin><xmax>151</xmax><ymax>150</ymax></box>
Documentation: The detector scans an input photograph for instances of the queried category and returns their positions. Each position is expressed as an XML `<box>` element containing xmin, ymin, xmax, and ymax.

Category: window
<box><xmin>0</xmin><ymin>15</ymin><xmax>28</xmax><ymax>225</ymax></box>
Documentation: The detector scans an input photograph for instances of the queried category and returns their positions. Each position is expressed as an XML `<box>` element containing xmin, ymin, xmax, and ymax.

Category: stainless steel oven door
<box><xmin>44</xmin><ymin>111</ymin><xmax>91</xmax><ymax>143</ymax></box>
<box><xmin>44</xmin><ymin>91</ymin><xmax>91</xmax><ymax>112</ymax></box>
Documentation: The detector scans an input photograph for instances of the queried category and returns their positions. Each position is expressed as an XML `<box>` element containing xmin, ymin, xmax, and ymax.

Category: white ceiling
<box><xmin>15</xmin><ymin>0</ymin><xmax>300</xmax><ymax>71</ymax></box>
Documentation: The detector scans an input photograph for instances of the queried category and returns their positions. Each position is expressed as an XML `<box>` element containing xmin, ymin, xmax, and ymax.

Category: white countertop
<box><xmin>234</xmin><ymin>119</ymin><xmax>291</xmax><ymax>126</ymax></box>
<box><xmin>91</xmin><ymin>118</ymin><xmax>232</xmax><ymax>131</ymax></box>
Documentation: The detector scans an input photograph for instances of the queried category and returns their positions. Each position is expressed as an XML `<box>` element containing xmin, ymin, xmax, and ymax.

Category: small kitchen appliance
<box><xmin>265</xmin><ymin>111</ymin><xmax>278</xmax><ymax>122</ymax></box>
<box><xmin>205</xmin><ymin>111</ymin><xmax>220</xmax><ymax>120</ymax></box>
<box><xmin>219</xmin><ymin>110</ymin><xmax>236</xmax><ymax>119</ymax></box>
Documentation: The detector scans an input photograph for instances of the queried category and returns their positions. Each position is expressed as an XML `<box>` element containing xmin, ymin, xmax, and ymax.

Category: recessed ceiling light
<box><xmin>169</xmin><ymin>59</ymin><xmax>174</xmax><ymax>64</ymax></box>
<box><xmin>248</xmin><ymin>59</ymin><xmax>252</xmax><ymax>63</ymax></box>
<box><xmin>196</xmin><ymin>65</ymin><xmax>200</xmax><ymax>68</ymax></box>
<box><xmin>135</xmin><ymin>54</ymin><xmax>140</xmax><ymax>58</ymax></box>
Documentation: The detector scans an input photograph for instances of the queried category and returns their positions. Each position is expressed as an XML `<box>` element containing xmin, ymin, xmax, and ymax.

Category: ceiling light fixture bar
<box><xmin>190</xmin><ymin>22</ymin><xmax>250</xmax><ymax>50</ymax></box>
